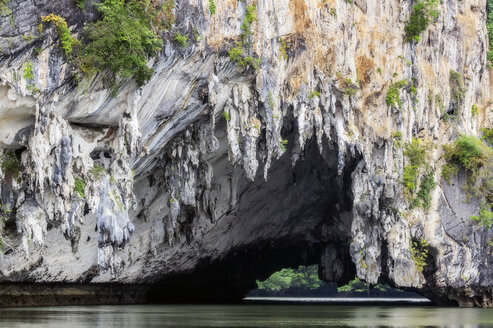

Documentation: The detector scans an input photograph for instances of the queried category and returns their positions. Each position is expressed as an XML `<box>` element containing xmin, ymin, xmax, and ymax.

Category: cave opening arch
<box><xmin>146</xmin><ymin>136</ymin><xmax>361</xmax><ymax>303</ymax></box>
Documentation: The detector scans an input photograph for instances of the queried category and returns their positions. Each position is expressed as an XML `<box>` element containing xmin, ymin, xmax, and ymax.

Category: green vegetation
<box><xmin>392</xmin><ymin>131</ymin><xmax>402</xmax><ymax>148</ymax></box>
<box><xmin>76</xmin><ymin>0</ymin><xmax>167</xmax><ymax>86</ymax></box>
<box><xmin>337</xmin><ymin>277</ymin><xmax>394</xmax><ymax>294</ymax></box>
<box><xmin>256</xmin><ymin>265</ymin><xmax>323</xmax><ymax>291</ymax></box>
<box><xmin>279</xmin><ymin>37</ymin><xmax>288</xmax><ymax>60</ymax></box>
<box><xmin>402</xmin><ymin>138</ymin><xmax>435</xmax><ymax>210</ymax></box>
<box><xmin>23</xmin><ymin>32</ymin><xmax>34</xmax><ymax>43</ymax></box>
<box><xmin>386</xmin><ymin>80</ymin><xmax>408</xmax><ymax>108</ymax></box>
<box><xmin>161</xmin><ymin>0</ymin><xmax>176</xmax><ymax>31</ymax></box>
<box><xmin>1</xmin><ymin>151</ymin><xmax>22</xmax><ymax>180</ymax></box>
<box><xmin>403</xmin><ymin>138</ymin><xmax>428</xmax><ymax>192</ymax></box>
<box><xmin>342</xmin><ymin>78</ymin><xmax>358</xmax><ymax>97</ymax></box>
<box><xmin>308</xmin><ymin>90</ymin><xmax>320</xmax><ymax>99</ymax></box>
<box><xmin>471</xmin><ymin>201</ymin><xmax>493</xmax><ymax>228</ymax></box>
<box><xmin>41</xmin><ymin>14</ymin><xmax>80</xmax><ymax>58</ymax></box>
<box><xmin>228</xmin><ymin>43</ymin><xmax>261</xmax><ymax>70</ymax></box>
<box><xmin>487</xmin><ymin>0</ymin><xmax>493</xmax><ymax>63</ymax></box>
<box><xmin>228</xmin><ymin>4</ymin><xmax>261</xmax><ymax>70</ymax></box>
<box><xmin>410</xmin><ymin>238</ymin><xmax>429</xmax><ymax>272</ymax></box>
<box><xmin>413</xmin><ymin>170</ymin><xmax>436</xmax><ymax>210</ymax></box>
<box><xmin>112</xmin><ymin>189</ymin><xmax>124</xmax><ymax>211</ymax></box>
<box><xmin>280</xmin><ymin>139</ymin><xmax>288</xmax><ymax>152</ymax></box>
<box><xmin>443</xmin><ymin>135</ymin><xmax>493</xmax><ymax>227</ymax></box>
<box><xmin>173</xmin><ymin>32</ymin><xmax>188</xmax><ymax>48</ymax></box>
<box><xmin>228</xmin><ymin>43</ymin><xmax>244</xmax><ymax>63</ymax></box>
<box><xmin>74</xmin><ymin>0</ymin><xmax>86</xmax><ymax>9</ymax></box>
<box><xmin>471</xmin><ymin>104</ymin><xmax>479</xmax><ymax>116</ymax></box>
<box><xmin>403</xmin><ymin>164</ymin><xmax>419</xmax><ymax>192</ymax></box>
<box><xmin>481</xmin><ymin>128</ymin><xmax>493</xmax><ymax>145</ymax></box>
<box><xmin>410</xmin><ymin>85</ymin><xmax>417</xmax><ymax>95</ymax></box>
<box><xmin>241</xmin><ymin>4</ymin><xmax>257</xmax><ymax>42</ymax></box>
<box><xmin>337</xmin><ymin>278</ymin><xmax>369</xmax><ymax>293</ymax></box>
<box><xmin>90</xmin><ymin>164</ymin><xmax>106</xmax><ymax>180</ymax></box>
<box><xmin>0</xmin><ymin>0</ymin><xmax>11</xmax><ymax>15</ymax></box>
<box><xmin>23</xmin><ymin>61</ymin><xmax>38</xmax><ymax>93</ymax></box>
<box><xmin>443</xmin><ymin>135</ymin><xmax>491</xmax><ymax>172</ymax></box>
<box><xmin>449</xmin><ymin>70</ymin><xmax>465</xmax><ymax>108</ymax></box>
<box><xmin>23</xmin><ymin>61</ymin><xmax>34</xmax><ymax>81</ymax></box>
<box><xmin>74</xmin><ymin>177</ymin><xmax>86</xmax><ymax>198</ymax></box>
<box><xmin>222</xmin><ymin>110</ymin><xmax>230</xmax><ymax>122</ymax></box>
<box><xmin>404</xmin><ymin>0</ymin><xmax>439</xmax><ymax>43</ymax></box>
<box><xmin>243</xmin><ymin>56</ymin><xmax>261</xmax><ymax>70</ymax></box>
<box><xmin>209</xmin><ymin>0</ymin><xmax>216</xmax><ymax>15</ymax></box>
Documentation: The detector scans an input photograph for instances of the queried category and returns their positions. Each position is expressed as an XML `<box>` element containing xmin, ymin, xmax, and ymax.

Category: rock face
<box><xmin>0</xmin><ymin>0</ymin><xmax>492</xmax><ymax>307</ymax></box>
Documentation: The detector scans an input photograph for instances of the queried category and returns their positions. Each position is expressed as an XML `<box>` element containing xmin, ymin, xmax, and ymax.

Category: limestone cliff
<box><xmin>0</xmin><ymin>0</ymin><xmax>492</xmax><ymax>307</ymax></box>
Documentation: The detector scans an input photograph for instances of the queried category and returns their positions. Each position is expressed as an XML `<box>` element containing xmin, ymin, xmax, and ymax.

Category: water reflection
<box><xmin>1</xmin><ymin>305</ymin><xmax>493</xmax><ymax>327</ymax></box>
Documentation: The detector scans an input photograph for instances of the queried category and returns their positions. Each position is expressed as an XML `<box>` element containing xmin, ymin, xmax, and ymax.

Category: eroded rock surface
<box><xmin>0</xmin><ymin>0</ymin><xmax>493</xmax><ymax>306</ymax></box>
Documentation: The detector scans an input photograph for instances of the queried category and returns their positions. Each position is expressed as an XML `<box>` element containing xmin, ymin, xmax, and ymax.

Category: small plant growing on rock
<box><xmin>472</xmin><ymin>104</ymin><xmax>479</xmax><ymax>116</ymax></box>
<box><xmin>449</xmin><ymin>70</ymin><xmax>465</xmax><ymax>113</ymax></box>
<box><xmin>443</xmin><ymin>135</ymin><xmax>490</xmax><ymax>172</ymax></box>
<box><xmin>280</xmin><ymin>139</ymin><xmax>288</xmax><ymax>152</ymax></box>
<box><xmin>74</xmin><ymin>177</ymin><xmax>86</xmax><ymax>198</ymax></box>
<box><xmin>0</xmin><ymin>150</ymin><xmax>24</xmax><ymax>178</ymax></box>
<box><xmin>0</xmin><ymin>0</ymin><xmax>11</xmax><ymax>15</ymax></box>
<box><xmin>173</xmin><ymin>32</ymin><xmax>188</xmax><ymax>48</ymax></box>
<box><xmin>41</xmin><ymin>14</ymin><xmax>80</xmax><ymax>58</ymax></box>
<box><xmin>241</xmin><ymin>4</ymin><xmax>257</xmax><ymax>42</ymax></box>
<box><xmin>228</xmin><ymin>4</ymin><xmax>261</xmax><ymax>70</ymax></box>
<box><xmin>1</xmin><ymin>151</ymin><xmax>23</xmax><ymax>181</ymax></box>
<box><xmin>341</xmin><ymin>78</ymin><xmax>358</xmax><ymax>97</ymax></box>
<box><xmin>23</xmin><ymin>32</ymin><xmax>34</xmax><ymax>43</ymax></box>
<box><xmin>90</xmin><ymin>164</ymin><xmax>106</xmax><ymax>180</ymax></box>
<box><xmin>392</xmin><ymin>131</ymin><xmax>402</xmax><ymax>148</ymax></box>
<box><xmin>487</xmin><ymin>0</ymin><xmax>493</xmax><ymax>64</ymax></box>
<box><xmin>402</xmin><ymin>138</ymin><xmax>435</xmax><ymax>209</ymax></box>
<box><xmin>443</xmin><ymin>135</ymin><xmax>493</xmax><ymax>226</ymax></box>
<box><xmin>76</xmin><ymin>0</ymin><xmax>166</xmax><ymax>86</ymax></box>
<box><xmin>279</xmin><ymin>37</ymin><xmax>288</xmax><ymax>60</ymax></box>
<box><xmin>23</xmin><ymin>61</ymin><xmax>34</xmax><ymax>81</ymax></box>
<box><xmin>410</xmin><ymin>238</ymin><xmax>429</xmax><ymax>272</ymax></box>
<box><xmin>404</xmin><ymin>0</ymin><xmax>439</xmax><ymax>43</ymax></box>
<box><xmin>209</xmin><ymin>0</ymin><xmax>216</xmax><ymax>15</ymax></box>
<box><xmin>222</xmin><ymin>110</ymin><xmax>230</xmax><ymax>122</ymax></box>
<box><xmin>413</xmin><ymin>170</ymin><xmax>436</xmax><ymax>210</ymax></box>
<box><xmin>471</xmin><ymin>201</ymin><xmax>493</xmax><ymax>228</ymax></box>
<box><xmin>74</xmin><ymin>0</ymin><xmax>86</xmax><ymax>9</ymax></box>
<box><xmin>308</xmin><ymin>90</ymin><xmax>320</xmax><ymax>99</ymax></box>
<box><xmin>386</xmin><ymin>80</ymin><xmax>408</xmax><ymax>108</ymax></box>
<box><xmin>481</xmin><ymin>128</ymin><xmax>493</xmax><ymax>145</ymax></box>
<box><xmin>228</xmin><ymin>43</ymin><xmax>244</xmax><ymax>64</ymax></box>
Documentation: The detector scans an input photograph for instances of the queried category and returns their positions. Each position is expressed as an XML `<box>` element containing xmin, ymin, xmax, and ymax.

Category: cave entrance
<box><xmin>147</xmin><ymin>136</ymin><xmax>364</xmax><ymax>303</ymax></box>
<box><xmin>246</xmin><ymin>265</ymin><xmax>425</xmax><ymax>300</ymax></box>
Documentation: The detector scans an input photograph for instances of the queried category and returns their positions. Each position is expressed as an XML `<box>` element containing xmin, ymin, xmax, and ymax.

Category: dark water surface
<box><xmin>1</xmin><ymin>304</ymin><xmax>492</xmax><ymax>327</ymax></box>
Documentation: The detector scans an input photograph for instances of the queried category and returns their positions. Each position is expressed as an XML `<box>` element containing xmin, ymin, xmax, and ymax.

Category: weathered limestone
<box><xmin>0</xmin><ymin>0</ymin><xmax>492</xmax><ymax>306</ymax></box>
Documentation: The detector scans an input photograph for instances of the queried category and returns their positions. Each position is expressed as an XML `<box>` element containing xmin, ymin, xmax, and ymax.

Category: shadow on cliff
<box><xmin>147</xmin><ymin>123</ymin><xmax>361</xmax><ymax>303</ymax></box>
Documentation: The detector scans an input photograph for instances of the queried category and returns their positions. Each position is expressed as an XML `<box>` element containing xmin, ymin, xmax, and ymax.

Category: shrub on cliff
<box><xmin>487</xmin><ymin>0</ymin><xmax>493</xmax><ymax>63</ymax></box>
<box><xmin>443</xmin><ymin>135</ymin><xmax>493</xmax><ymax>227</ymax></box>
<box><xmin>402</xmin><ymin>138</ymin><xmax>436</xmax><ymax>210</ymax></box>
<box><xmin>404</xmin><ymin>0</ymin><xmax>439</xmax><ymax>43</ymax></box>
<box><xmin>41</xmin><ymin>14</ymin><xmax>80</xmax><ymax>58</ymax></box>
<box><xmin>76</xmin><ymin>0</ymin><xmax>166</xmax><ymax>86</ymax></box>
